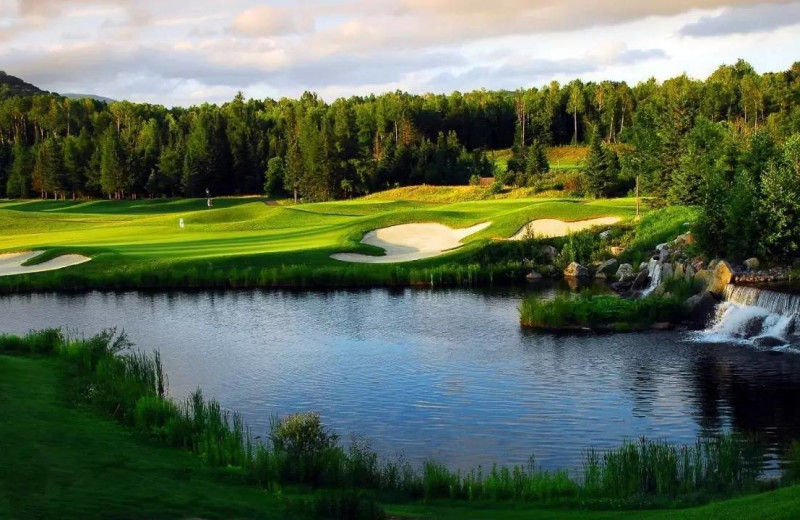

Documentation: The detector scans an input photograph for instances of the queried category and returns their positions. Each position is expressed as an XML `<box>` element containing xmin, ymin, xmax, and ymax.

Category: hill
<box><xmin>0</xmin><ymin>71</ymin><xmax>45</xmax><ymax>97</ymax></box>
<box><xmin>62</xmin><ymin>93</ymin><xmax>116</xmax><ymax>103</ymax></box>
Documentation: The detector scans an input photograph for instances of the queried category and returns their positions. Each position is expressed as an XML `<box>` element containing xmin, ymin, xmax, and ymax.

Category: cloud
<box><xmin>232</xmin><ymin>6</ymin><xmax>314</xmax><ymax>37</ymax></box>
<box><xmin>680</xmin><ymin>2</ymin><xmax>800</xmax><ymax>37</ymax></box>
<box><xmin>426</xmin><ymin>46</ymin><xmax>667</xmax><ymax>92</ymax></box>
<box><xmin>274</xmin><ymin>0</ymin><xmax>795</xmax><ymax>58</ymax></box>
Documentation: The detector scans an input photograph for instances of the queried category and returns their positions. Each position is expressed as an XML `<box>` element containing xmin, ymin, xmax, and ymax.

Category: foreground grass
<box><xmin>0</xmin><ymin>193</ymin><xmax>639</xmax><ymax>292</ymax></box>
<box><xmin>0</xmin><ymin>355</ymin><xmax>283</xmax><ymax>520</ymax></box>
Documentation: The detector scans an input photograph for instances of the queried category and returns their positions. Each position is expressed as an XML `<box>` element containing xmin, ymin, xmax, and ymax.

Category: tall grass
<box><xmin>0</xmin><ymin>260</ymin><xmax>531</xmax><ymax>293</ymax></box>
<box><xmin>0</xmin><ymin>329</ymin><xmax>780</xmax><ymax>508</ymax></box>
<box><xmin>520</xmin><ymin>291</ymin><xmax>686</xmax><ymax>331</ymax></box>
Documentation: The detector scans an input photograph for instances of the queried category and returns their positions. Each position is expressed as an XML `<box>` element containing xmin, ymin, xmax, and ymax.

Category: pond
<box><xmin>3</xmin><ymin>285</ymin><xmax>800</xmax><ymax>471</ymax></box>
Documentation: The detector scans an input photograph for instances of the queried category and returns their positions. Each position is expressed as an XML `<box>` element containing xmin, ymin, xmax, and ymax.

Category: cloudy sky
<box><xmin>1</xmin><ymin>0</ymin><xmax>799</xmax><ymax>106</ymax></box>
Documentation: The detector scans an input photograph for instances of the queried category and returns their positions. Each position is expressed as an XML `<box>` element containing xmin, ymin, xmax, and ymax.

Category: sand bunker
<box><xmin>510</xmin><ymin>217</ymin><xmax>622</xmax><ymax>240</ymax></box>
<box><xmin>0</xmin><ymin>251</ymin><xmax>91</xmax><ymax>277</ymax></box>
<box><xmin>332</xmin><ymin>222</ymin><xmax>490</xmax><ymax>263</ymax></box>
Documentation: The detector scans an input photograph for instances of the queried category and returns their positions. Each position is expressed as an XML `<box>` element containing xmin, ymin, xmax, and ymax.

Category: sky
<box><xmin>1</xmin><ymin>0</ymin><xmax>799</xmax><ymax>107</ymax></box>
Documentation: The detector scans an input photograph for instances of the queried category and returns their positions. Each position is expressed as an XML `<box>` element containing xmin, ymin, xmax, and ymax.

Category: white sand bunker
<box><xmin>0</xmin><ymin>251</ymin><xmax>91</xmax><ymax>277</ymax></box>
<box><xmin>510</xmin><ymin>217</ymin><xmax>622</xmax><ymax>240</ymax></box>
<box><xmin>332</xmin><ymin>222</ymin><xmax>491</xmax><ymax>264</ymax></box>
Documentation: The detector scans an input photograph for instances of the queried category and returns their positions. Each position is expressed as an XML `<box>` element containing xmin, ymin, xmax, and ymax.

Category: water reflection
<box><xmin>2</xmin><ymin>287</ymin><xmax>799</xmax><ymax>471</ymax></box>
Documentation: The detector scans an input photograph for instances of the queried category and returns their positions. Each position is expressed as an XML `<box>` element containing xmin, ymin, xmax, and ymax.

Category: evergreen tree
<box><xmin>6</xmin><ymin>142</ymin><xmax>32</xmax><ymax>198</ymax></box>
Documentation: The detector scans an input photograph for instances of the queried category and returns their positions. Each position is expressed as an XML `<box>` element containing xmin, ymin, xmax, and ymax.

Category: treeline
<box><xmin>1</xmin><ymin>59</ymin><xmax>800</xmax><ymax>203</ymax></box>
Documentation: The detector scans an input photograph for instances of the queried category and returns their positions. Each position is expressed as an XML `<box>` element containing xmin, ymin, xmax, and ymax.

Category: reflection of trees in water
<box><xmin>691</xmin><ymin>349</ymin><xmax>800</xmax><ymax>448</ymax></box>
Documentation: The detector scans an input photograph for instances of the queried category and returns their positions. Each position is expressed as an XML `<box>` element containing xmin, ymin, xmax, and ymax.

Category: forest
<box><xmin>2</xmin><ymin>59</ymin><xmax>800</xmax><ymax>260</ymax></box>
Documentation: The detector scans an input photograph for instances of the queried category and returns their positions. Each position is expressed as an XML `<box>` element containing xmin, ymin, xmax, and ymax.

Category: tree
<box><xmin>566</xmin><ymin>80</ymin><xmax>585</xmax><ymax>145</ymax></box>
<box><xmin>584</xmin><ymin>136</ymin><xmax>618</xmax><ymax>198</ymax></box>
<box><xmin>31</xmin><ymin>138</ymin><xmax>63</xmax><ymax>198</ymax></box>
<box><xmin>100</xmin><ymin>129</ymin><xmax>124</xmax><ymax>199</ymax></box>
<box><xmin>6</xmin><ymin>142</ymin><xmax>32</xmax><ymax>198</ymax></box>
<box><xmin>264</xmin><ymin>156</ymin><xmax>285</xmax><ymax>198</ymax></box>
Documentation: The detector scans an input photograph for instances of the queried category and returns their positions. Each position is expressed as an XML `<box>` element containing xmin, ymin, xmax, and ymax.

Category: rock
<box><xmin>540</xmin><ymin>245</ymin><xmax>558</xmax><ymax>262</ymax></box>
<box><xmin>564</xmin><ymin>262</ymin><xmax>590</xmax><ymax>278</ymax></box>
<box><xmin>656</xmin><ymin>242</ymin><xmax>670</xmax><ymax>251</ymax></box>
<box><xmin>652</xmin><ymin>285</ymin><xmax>667</xmax><ymax>297</ymax></box>
<box><xmin>659</xmin><ymin>247</ymin><xmax>671</xmax><ymax>263</ymax></box>
<box><xmin>615</xmin><ymin>263</ymin><xmax>636</xmax><ymax>282</ymax></box>
<box><xmin>526</xmin><ymin>271</ymin><xmax>543</xmax><ymax>281</ymax></box>
<box><xmin>708</xmin><ymin>259</ymin><xmax>720</xmax><ymax>271</ymax></box>
<box><xmin>753</xmin><ymin>336</ymin><xmax>787</xmax><ymax>349</ymax></box>
<box><xmin>610</xmin><ymin>246</ymin><xmax>626</xmax><ymax>256</ymax></box>
<box><xmin>599</xmin><ymin>230</ymin><xmax>613</xmax><ymax>240</ymax></box>
<box><xmin>685</xmin><ymin>264</ymin><xmax>696</xmax><ymax>282</ymax></box>
<box><xmin>744</xmin><ymin>257</ymin><xmax>760</xmax><ymax>270</ymax></box>
<box><xmin>597</xmin><ymin>258</ymin><xmax>619</xmax><ymax>276</ymax></box>
<box><xmin>661</xmin><ymin>263</ymin><xmax>674</xmax><ymax>281</ymax></box>
<box><xmin>595</xmin><ymin>272</ymin><xmax>607</xmax><ymax>280</ymax></box>
<box><xmin>539</xmin><ymin>264</ymin><xmax>559</xmax><ymax>277</ymax></box>
<box><xmin>674</xmin><ymin>263</ymin><xmax>685</xmax><ymax>279</ymax></box>
<box><xmin>651</xmin><ymin>322</ymin><xmax>674</xmax><ymax>330</ymax></box>
<box><xmin>610</xmin><ymin>281</ymin><xmax>632</xmax><ymax>293</ymax></box>
<box><xmin>675</xmin><ymin>232</ymin><xmax>696</xmax><ymax>246</ymax></box>
<box><xmin>683</xmin><ymin>291</ymin><xmax>717</xmax><ymax>328</ymax></box>
<box><xmin>639</xmin><ymin>262</ymin><xmax>649</xmax><ymax>272</ymax></box>
<box><xmin>707</xmin><ymin>260</ymin><xmax>734</xmax><ymax>297</ymax></box>
<box><xmin>631</xmin><ymin>269</ymin><xmax>650</xmax><ymax>291</ymax></box>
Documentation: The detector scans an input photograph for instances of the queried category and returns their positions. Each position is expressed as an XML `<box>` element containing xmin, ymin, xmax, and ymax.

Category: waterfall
<box><xmin>698</xmin><ymin>284</ymin><xmax>800</xmax><ymax>353</ymax></box>
<box><xmin>641</xmin><ymin>258</ymin><xmax>662</xmax><ymax>297</ymax></box>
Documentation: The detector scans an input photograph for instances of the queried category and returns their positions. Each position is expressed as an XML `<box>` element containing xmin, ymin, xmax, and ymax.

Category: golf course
<box><xmin>0</xmin><ymin>191</ymin><xmax>638</xmax><ymax>291</ymax></box>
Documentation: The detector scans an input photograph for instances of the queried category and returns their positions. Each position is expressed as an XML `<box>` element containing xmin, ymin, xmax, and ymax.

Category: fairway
<box><xmin>0</xmin><ymin>193</ymin><xmax>637</xmax><ymax>285</ymax></box>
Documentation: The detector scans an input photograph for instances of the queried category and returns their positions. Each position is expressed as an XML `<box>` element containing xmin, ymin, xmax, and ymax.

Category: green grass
<box><xmin>487</xmin><ymin>146</ymin><xmax>589</xmax><ymax>172</ymax></box>
<box><xmin>2</xmin><ymin>331</ymin><xmax>800</xmax><ymax>519</ymax></box>
<box><xmin>0</xmin><ymin>192</ymin><xmax>639</xmax><ymax>291</ymax></box>
<box><xmin>519</xmin><ymin>286</ymin><xmax>696</xmax><ymax>331</ymax></box>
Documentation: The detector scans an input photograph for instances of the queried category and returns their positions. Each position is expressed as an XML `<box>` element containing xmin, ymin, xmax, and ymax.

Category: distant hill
<box><xmin>0</xmin><ymin>71</ymin><xmax>45</xmax><ymax>97</ymax></box>
<box><xmin>62</xmin><ymin>93</ymin><xmax>117</xmax><ymax>104</ymax></box>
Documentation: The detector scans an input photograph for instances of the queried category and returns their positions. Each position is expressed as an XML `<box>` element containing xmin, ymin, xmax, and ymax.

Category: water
<box><xmin>3</xmin><ymin>287</ymin><xmax>800</xmax><ymax>471</ymax></box>
<box><xmin>700</xmin><ymin>284</ymin><xmax>800</xmax><ymax>352</ymax></box>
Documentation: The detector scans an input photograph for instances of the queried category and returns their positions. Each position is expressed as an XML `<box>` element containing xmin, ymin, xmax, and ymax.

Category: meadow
<box><xmin>0</xmin><ymin>191</ymin><xmax>639</xmax><ymax>291</ymax></box>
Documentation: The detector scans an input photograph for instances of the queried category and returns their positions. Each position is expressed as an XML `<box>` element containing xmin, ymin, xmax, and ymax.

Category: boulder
<box><xmin>651</xmin><ymin>322</ymin><xmax>674</xmax><ymax>330</ymax></box>
<box><xmin>526</xmin><ymin>271</ymin><xmax>543</xmax><ymax>282</ymax></box>
<box><xmin>661</xmin><ymin>263</ymin><xmax>674</xmax><ymax>281</ymax></box>
<box><xmin>595</xmin><ymin>272</ymin><xmax>607</xmax><ymax>280</ymax></box>
<box><xmin>540</xmin><ymin>245</ymin><xmax>558</xmax><ymax>262</ymax></box>
<box><xmin>659</xmin><ymin>247</ymin><xmax>671</xmax><ymax>263</ymax></box>
<box><xmin>639</xmin><ymin>262</ymin><xmax>649</xmax><ymax>272</ymax></box>
<box><xmin>610</xmin><ymin>246</ymin><xmax>626</xmax><ymax>256</ymax></box>
<box><xmin>599</xmin><ymin>230</ymin><xmax>612</xmax><ymax>240</ymax></box>
<box><xmin>753</xmin><ymin>336</ymin><xmax>786</xmax><ymax>349</ymax></box>
<box><xmin>564</xmin><ymin>262</ymin><xmax>590</xmax><ymax>278</ymax></box>
<box><xmin>631</xmin><ymin>269</ymin><xmax>650</xmax><ymax>291</ymax></box>
<box><xmin>539</xmin><ymin>264</ymin><xmax>559</xmax><ymax>277</ymax></box>
<box><xmin>685</xmin><ymin>264</ymin><xmax>696</xmax><ymax>282</ymax></box>
<box><xmin>683</xmin><ymin>291</ymin><xmax>717</xmax><ymax>328</ymax></box>
<box><xmin>708</xmin><ymin>259</ymin><xmax>720</xmax><ymax>271</ymax></box>
<box><xmin>744</xmin><ymin>257</ymin><xmax>760</xmax><ymax>270</ymax></box>
<box><xmin>675</xmin><ymin>232</ymin><xmax>696</xmax><ymax>246</ymax></box>
<box><xmin>615</xmin><ymin>263</ymin><xmax>636</xmax><ymax>282</ymax></box>
<box><xmin>597</xmin><ymin>258</ymin><xmax>619</xmax><ymax>276</ymax></box>
<box><xmin>674</xmin><ymin>262</ymin><xmax>686</xmax><ymax>279</ymax></box>
<box><xmin>656</xmin><ymin>242</ymin><xmax>670</xmax><ymax>251</ymax></box>
<box><xmin>610</xmin><ymin>281</ymin><xmax>632</xmax><ymax>293</ymax></box>
<box><xmin>707</xmin><ymin>260</ymin><xmax>734</xmax><ymax>297</ymax></box>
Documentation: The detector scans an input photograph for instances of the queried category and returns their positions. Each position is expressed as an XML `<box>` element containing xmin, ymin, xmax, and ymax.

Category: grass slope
<box><xmin>0</xmin><ymin>355</ymin><xmax>281</xmax><ymax>520</ymax></box>
<box><xmin>2</xmin><ymin>353</ymin><xmax>798</xmax><ymax>519</ymax></box>
<box><xmin>0</xmin><ymin>194</ymin><xmax>638</xmax><ymax>290</ymax></box>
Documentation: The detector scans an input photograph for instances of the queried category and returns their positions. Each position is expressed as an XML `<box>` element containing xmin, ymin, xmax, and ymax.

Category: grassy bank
<box><xmin>2</xmin><ymin>329</ymin><xmax>799</xmax><ymax>520</ymax></box>
<box><xmin>520</xmin><ymin>279</ymin><xmax>700</xmax><ymax>331</ymax></box>
<box><xmin>0</xmin><ymin>194</ymin><xmax>639</xmax><ymax>292</ymax></box>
